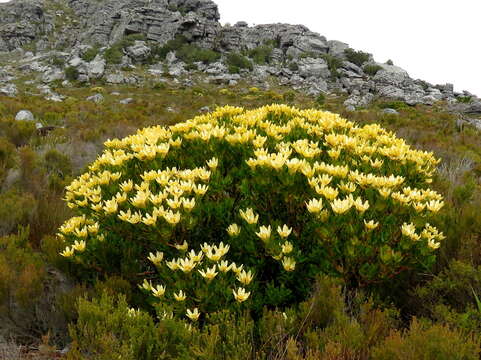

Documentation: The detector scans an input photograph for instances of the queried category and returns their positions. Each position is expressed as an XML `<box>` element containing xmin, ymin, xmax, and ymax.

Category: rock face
<box><xmin>0</xmin><ymin>0</ymin><xmax>479</xmax><ymax>108</ymax></box>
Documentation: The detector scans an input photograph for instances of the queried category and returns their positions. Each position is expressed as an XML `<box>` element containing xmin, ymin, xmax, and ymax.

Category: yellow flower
<box><xmin>427</xmin><ymin>239</ymin><xmax>440</xmax><ymax>250</ymax></box>
<box><xmin>174</xmin><ymin>290</ymin><xmax>187</xmax><ymax>302</ymax></box>
<box><xmin>87</xmin><ymin>223</ymin><xmax>99</xmax><ymax>234</ymax></box>
<box><xmin>186</xmin><ymin>308</ymin><xmax>200</xmax><ymax>321</ymax></box>
<box><xmin>73</xmin><ymin>240</ymin><xmax>86</xmax><ymax>252</ymax></box>
<box><xmin>74</xmin><ymin>227</ymin><xmax>88</xmax><ymax>238</ymax></box>
<box><xmin>198</xmin><ymin>265</ymin><xmax>218</xmax><ymax>281</ymax></box>
<box><xmin>239</xmin><ymin>208</ymin><xmax>259</xmax><ymax>225</ymax></box>
<box><xmin>330</xmin><ymin>197</ymin><xmax>352</xmax><ymax>214</ymax></box>
<box><xmin>233</xmin><ymin>287</ymin><xmax>251</xmax><ymax>303</ymax></box>
<box><xmin>218</xmin><ymin>260</ymin><xmax>232</xmax><ymax>272</ymax></box>
<box><xmin>256</xmin><ymin>225</ymin><xmax>272</xmax><ymax>242</ymax></box>
<box><xmin>277</xmin><ymin>224</ymin><xmax>292</xmax><ymax>238</ymax></box>
<box><xmin>426</xmin><ymin>200</ymin><xmax>444</xmax><ymax>213</ymax></box>
<box><xmin>364</xmin><ymin>220</ymin><xmax>379</xmax><ymax>231</ymax></box>
<box><xmin>139</xmin><ymin>279</ymin><xmax>153</xmax><ymax>291</ymax></box>
<box><xmin>148</xmin><ymin>251</ymin><xmax>164</xmax><ymax>266</ymax></box>
<box><xmin>227</xmin><ymin>223</ymin><xmax>241</xmax><ymax>237</ymax></box>
<box><xmin>182</xmin><ymin>198</ymin><xmax>196</xmax><ymax>211</ymax></box>
<box><xmin>142</xmin><ymin>213</ymin><xmax>158</xmax><ymax>226</ymax></box>
<box><xmin>282</xmin><ymin>257</ymin><xmax>296</xmax><ymax>271</ymax></box>
<box><xmin>178</xmin><ymin>258</ymin><xmax>197</xmax><ymax>273</ymax></box>
<box><xmin>60</xmin><ymin>246</ymin><xmax>75</xmax><ymax>258</ymax></box>
<box><xmin>166</xmin><ymin>196</ymin><xmax>182</xmax><ymax>210</ymax></box>
<box><xmin>186</xmin><ymin>250</ymin><xmax>202</xmax><ymax>262</ymax></box>
<box><xmin>401</xmin><ymin>222</ymin><xmax>420</xmax><ymax>241</ymax></box>
<box><xmin>131</xmin><ymin>191</ymin><xmax>149</xmax><ymax>208</ymax></box>
<box><xmin>194</xmin><ymin>184</ymin><xmax>209</xmax><ymax>196</ymax></box>
<box><xmin>207</xmin><ymin>157</ymin><xmax>218</xmax><ymax>170</ymax></box>
<box><xmin>152</xmin><ymin>284</ymin><xmax>166</xmax><ymax>298</ymax></box>
<box><xmin>166</xmin><ymin>259</ymin><xmax>179</xmax><ymax>271</ymax></box>
<box><xmin>214</xmin><ymin>242</ymin><xmax>230</xmax><ymax>256</ymax></box>
<box><xmin>281</xmin><ymin>241</ymin><xmax>293</xmax><ymax>254</ymax></box>
<box><xmin>163</xmin><ymin>210</ymin><xmax>181</xmax><ymax>225</ymax></box>
<box><xmin>354</xmin><ymin>197</ymin><xmax>369</xmax><ymax>213</ymax></box>
<box><xmin>236</xmin><ymin>270</ymin><xmax>254</xmax><ymax>285</ymax></box>
<box><xmin>378</xmin><ymin>188</ymin><xmax>392</xmax><ymax>198</ymax></box>
<box><xmin>175</xmin><ymin>240</ymin><xmax>189</xmax><ymax>251</ymax></box>
<box><xmin>306</xmin><ymin>198</ymin><xmax>323</xmax><ymax>213</ymax></box>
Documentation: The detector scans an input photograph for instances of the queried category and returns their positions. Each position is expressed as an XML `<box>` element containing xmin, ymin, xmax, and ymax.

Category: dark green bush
<box><xmin>104</xmin><ymin>46</ymin><xmax>123</xmax><ymax>65</ymax></box>
<box><xmin>226</xmin><ymin>52</ymin><xmax>253</xmax><ymax>72</ymax></box>
<box><xmin>458</xmin><ymin>96</ymin><xmax>472</xmax><ymax>104</ymax></box>
<box><xmin>386</xmin><ymin>59</ymin><xmax>394</xmax><ymax>65</ymax></box>
<box><xmin>344</xmin><ymin>48</ymin><xmax>371</xmax><ymax>67</ymax></box>
<box><xmin>176</xmin><ymin>44</ymin><xmax>221</xmax><ymax>65</ymax></box>
<box><xmin>151</xmin><ymin>35</ymin><xmax>188</xmax><ymax>60</ymax></box>
<box><xmin>288</xmin><ymin>62</ymin><xmax>299</xmax><ymax>72</ymax></box>
<box><xmin>316</xmin><ymin>93</ymin><xmax>326</xmax><ymax>106</ymax></box>
<box><xmin>321</xmin><ymin>53</ymin><xmax>343</xmax><ymax>79</ymax></box>
<box><xmin>65</xmin><ymin>66</ymin><xmax>79</xmax><ymax>81</ymax></box>
<box><xmin>51</xmin><ymin>57</ymin><xmax>65</xmax><ymax>67</ymax></box>
<box><xmin>248</xmin><ymin>45</ymin><xmax>273</xmax><ymax>65</ymax></box>
<box><xmin>81</xmin><ymin>47</ymin><xmax>99</xmax><ymax>62</ymax></box>
<box><xmin>363</xmin><ymin>64</ymin><xmax>383</xmax><ymax>76</ymax></box>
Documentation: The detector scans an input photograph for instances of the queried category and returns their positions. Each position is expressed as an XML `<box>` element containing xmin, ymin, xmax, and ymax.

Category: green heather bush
<box><xmin>58</xmin><ymin>105</ymin><xmax>445</xmax><ymax>324</ymax></box>
<box><xmin>344</xmin><ymin>48</ymin><xmax>371</xmax><ymax>67</ymax></box>
<box><xmin>364</xmin><ymin>64</ymin><xmax>383</xmax><ymax>76</ymax></box>
<box><xmin>226</xmin><ymin>52</ymin><xmax>253</xmax><ymax>73</ymax></box>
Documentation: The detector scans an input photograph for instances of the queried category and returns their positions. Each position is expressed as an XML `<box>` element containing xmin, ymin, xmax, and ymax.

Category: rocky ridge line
<box><xmin>0</xmin><ymin>0</ymin><xmax>480</xmax><ymax>125</ymax></box>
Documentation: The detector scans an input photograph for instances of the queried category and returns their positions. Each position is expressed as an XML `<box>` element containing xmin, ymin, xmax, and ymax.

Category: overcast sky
<box><xmin>215</xmin><ymin>0</ymin><xmax>481</xmax><ymax>96</ymax></box>
<box><xmin>1</xmin><ymin>0</ymin><xmax>479</xmax><ymax>96</ymax></box>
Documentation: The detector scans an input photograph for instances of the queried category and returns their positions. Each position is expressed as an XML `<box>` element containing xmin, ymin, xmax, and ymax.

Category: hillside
<box><xmin>0</xmin><ymin>0</ymin><xmax>481</xmax><ymax>359</ymax></box>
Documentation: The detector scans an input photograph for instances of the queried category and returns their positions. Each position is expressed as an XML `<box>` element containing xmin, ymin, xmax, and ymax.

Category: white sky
<box><xmin>1</xmin><ymin>0</ymin><xmax>479</xmax><ymax>96</ymax></box>
<box><xmin>215</xmin><ymin>0</ymin><xmax>480</xmax><ymax>96</ymax></box>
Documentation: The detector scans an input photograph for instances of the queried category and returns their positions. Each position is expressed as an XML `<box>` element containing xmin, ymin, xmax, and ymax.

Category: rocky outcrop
<box><xmin>0</xmin><ymin>0</ymin><xmax>478</xmax><ymax>110</ymax></box>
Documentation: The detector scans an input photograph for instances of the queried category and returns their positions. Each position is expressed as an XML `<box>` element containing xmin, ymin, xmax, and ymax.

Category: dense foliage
<box><xmin>59</xmin><ymin>105</ymin><xmax>444</xmax><ymax>321</ymax></box>
<box><xmin>0</xmin><ymin>82</ymin><xmax>480</xmax><ymax>359</ymax></box>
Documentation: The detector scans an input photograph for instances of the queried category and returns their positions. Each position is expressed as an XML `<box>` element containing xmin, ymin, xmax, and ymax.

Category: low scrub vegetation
<box><xmin>0</xmin><ymin>81</ymin><xmax>480</xmax><ymax>359</ymax></box>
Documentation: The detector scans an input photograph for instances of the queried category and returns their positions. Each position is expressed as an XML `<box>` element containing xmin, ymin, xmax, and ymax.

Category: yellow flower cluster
<box><xmin>142</xmin><ymin>241</ymin><xmax>254</xmax><ymax>308</ymax></box>
<box><xmin>59</xmin><ymin>103</ymin><xmax>445</xmax><ymax>270</ymax></box>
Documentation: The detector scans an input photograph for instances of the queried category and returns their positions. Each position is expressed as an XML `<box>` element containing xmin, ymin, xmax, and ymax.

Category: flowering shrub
<box><xmin>58</xmin><ymin>105</ymin><xmax>445</xmax><ymax>317</ymax></box>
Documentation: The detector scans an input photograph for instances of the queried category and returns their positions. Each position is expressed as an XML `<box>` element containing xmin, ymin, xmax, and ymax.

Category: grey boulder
<box><xmin>15</xmin><ymin>110</ymin><xmax>34</xmax><ymax>121</ymax></box>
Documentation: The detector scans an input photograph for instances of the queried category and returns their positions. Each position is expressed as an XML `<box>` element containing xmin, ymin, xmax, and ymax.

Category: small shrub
<box><xmin>386</xmin><ymin>59</ymin><xmax>394</xmax><ymax>65</ymax></box>
<box><xmin>51</xmin><ymin>56</ymin><xmax>65</xmax><ymax>67</ymax></box>
<box><xmin>363</xmin><ymin>64</ymin><xmax>383</xmax><ymax>76</ymax></box>
<box><xmin>371</xmin><ymin>318</ymin><xmax>480</xmax><ymax>359</ymax></box>
<box><xmin>176</xmin><ymin>44</ymin><xmax>221</xmax><ymax>65</ymax></box>
<box><xmin>104</xmin><ymin>45</ymin><xmax>123</xmax><ymax>65</ymax></box>
<box><xmin>248</xmin><ymin>45</ymin><xmax>273</xmax><ymax>65</ymax></box>
<box><xmin>321</xmin><ymin>54</ymin><xmax>343</xmax><ymax>79</ymax></box>
<box><xmin>81</xmin><ymin>47</ymin><xmax>99</xmax><ymax>62</ymax></box>
<box><xmin>315</xmin><ymin>93</ymin><xmax>326</xmax><ymax>106</ymax></box>
<box><xmin>283</xmin><ymin>91</ymin><xmax>296</xmax><ymax>102</ymax></box>
<box><xmin>288</xmin><ymin>62</ymin><xmax>299</xmax><ymax>72</ymax></box>
<box><xmin>457</xmin><ymin>96</ymin><xmax>472</xmax><ymax>104</ymax></box>
<box><xmin>65</xmin><ymin>66</ymin><xmax>79</xmax><ymax>81</ymax></box>
<box><xmin>226</xmin><ymin>52</ymin><xmax>253</xmax><ymax>72</ymax></box>
<box><xmin>344</xmin><ymin>48</ymin><xmax>371</xmax><ymax>67</ymax></box>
